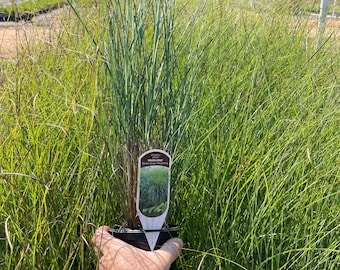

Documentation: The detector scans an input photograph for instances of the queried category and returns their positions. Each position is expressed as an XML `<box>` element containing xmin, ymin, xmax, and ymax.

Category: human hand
<box><xmin>92</xmin><ymin>226</ymin><xmax>183</xmax><ymax>270</ymax></box>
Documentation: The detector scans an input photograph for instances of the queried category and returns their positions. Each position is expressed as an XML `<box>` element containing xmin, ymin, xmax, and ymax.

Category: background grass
<box><xmin>1</xmin><ymin>0</ymin><xmax>339</xmax><ymax>269</ymax></box>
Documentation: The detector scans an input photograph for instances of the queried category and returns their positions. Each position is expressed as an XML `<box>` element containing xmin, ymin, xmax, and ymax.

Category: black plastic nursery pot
<box><xmin>110</xmin><ymin>225</ymin><xmax>180</xmax><ymax>270</ymax></box>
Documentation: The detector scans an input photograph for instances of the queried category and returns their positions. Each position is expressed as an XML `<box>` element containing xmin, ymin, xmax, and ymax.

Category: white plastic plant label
<box><xmin>137</xmin><ymin>149</ymin><xmax>171</xmax><ymax>250</ymax></box>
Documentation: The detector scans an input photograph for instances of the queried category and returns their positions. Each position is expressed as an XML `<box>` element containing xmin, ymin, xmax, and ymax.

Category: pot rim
<box><xmin>110</xmin><ymin>224</ymin><xmax>180</xmax><ymax>234</ymax></box>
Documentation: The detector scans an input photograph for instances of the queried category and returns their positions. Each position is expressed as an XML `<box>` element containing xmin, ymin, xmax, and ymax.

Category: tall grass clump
<box><xmin>82</xmin><ymin>0</ymin><xmax>211</xmax><ymax>228</ymax></box>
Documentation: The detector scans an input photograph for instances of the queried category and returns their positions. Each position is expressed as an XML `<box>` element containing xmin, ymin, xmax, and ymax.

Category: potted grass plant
<box><xmin>71</xmin><ymin>0</ymin><xmax>210</xmax><ymax>259</ymax></box>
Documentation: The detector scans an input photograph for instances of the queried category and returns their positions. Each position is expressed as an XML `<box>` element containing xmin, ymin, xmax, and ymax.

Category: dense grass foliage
<box><xmin>0</xmin><ymin>13</ymin><xmax>100</xmax><ymax>268</ymax></box>
<box><xmin>172</xmin><ymin>6</ymin><xmax>340</xmax><ymax>268</ymax></box>
<box><xmin>1</xmin><ymin>0</ymin><xmax>339</xmax><ymax>269</ymax></box>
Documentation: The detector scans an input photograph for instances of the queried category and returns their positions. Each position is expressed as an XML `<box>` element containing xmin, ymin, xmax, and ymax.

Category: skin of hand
<box><xmin>92</xmin><ymin>226</ymin><xmax>183</xmax><ymax>270</ymax></box>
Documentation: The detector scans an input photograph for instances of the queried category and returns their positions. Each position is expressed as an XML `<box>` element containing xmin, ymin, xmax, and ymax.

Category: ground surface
<box><xmin>0</xmin><ymin>8</ymin><xmax>339</xmax><ymax>59</ymax></box>
<box><xmin>0</xmin><ymin>6</ymin><xmax>70</xmax><ymax>58</ymax></box>
<box><xmin>307</xmin><ymin>14</ymin><xmax>340</xmax><ymax>38</ymax></box>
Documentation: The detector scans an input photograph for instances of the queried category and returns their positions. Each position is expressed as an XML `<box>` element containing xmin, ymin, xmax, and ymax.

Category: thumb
<box><xmin>156</xmin><ymin>238</ymin><xmax>183</xmax><ymax>265</ymax></box>
<box><xmin>91</xmin><ymin>226</ymin><xmax>113</xmax><ymax>249</ymax></box>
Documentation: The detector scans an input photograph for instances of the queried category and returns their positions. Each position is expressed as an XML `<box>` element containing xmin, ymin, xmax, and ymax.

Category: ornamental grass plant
<box><xmin>75</xmin><ymin>0</ymin><xmax>210</xmax><ymax>228</ymax></box>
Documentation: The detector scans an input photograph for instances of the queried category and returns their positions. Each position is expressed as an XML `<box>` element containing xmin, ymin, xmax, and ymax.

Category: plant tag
<box><xmin>137</xmin><ymin>149</ymin><xmax>171</xmax><ymax>251</ymax></box>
